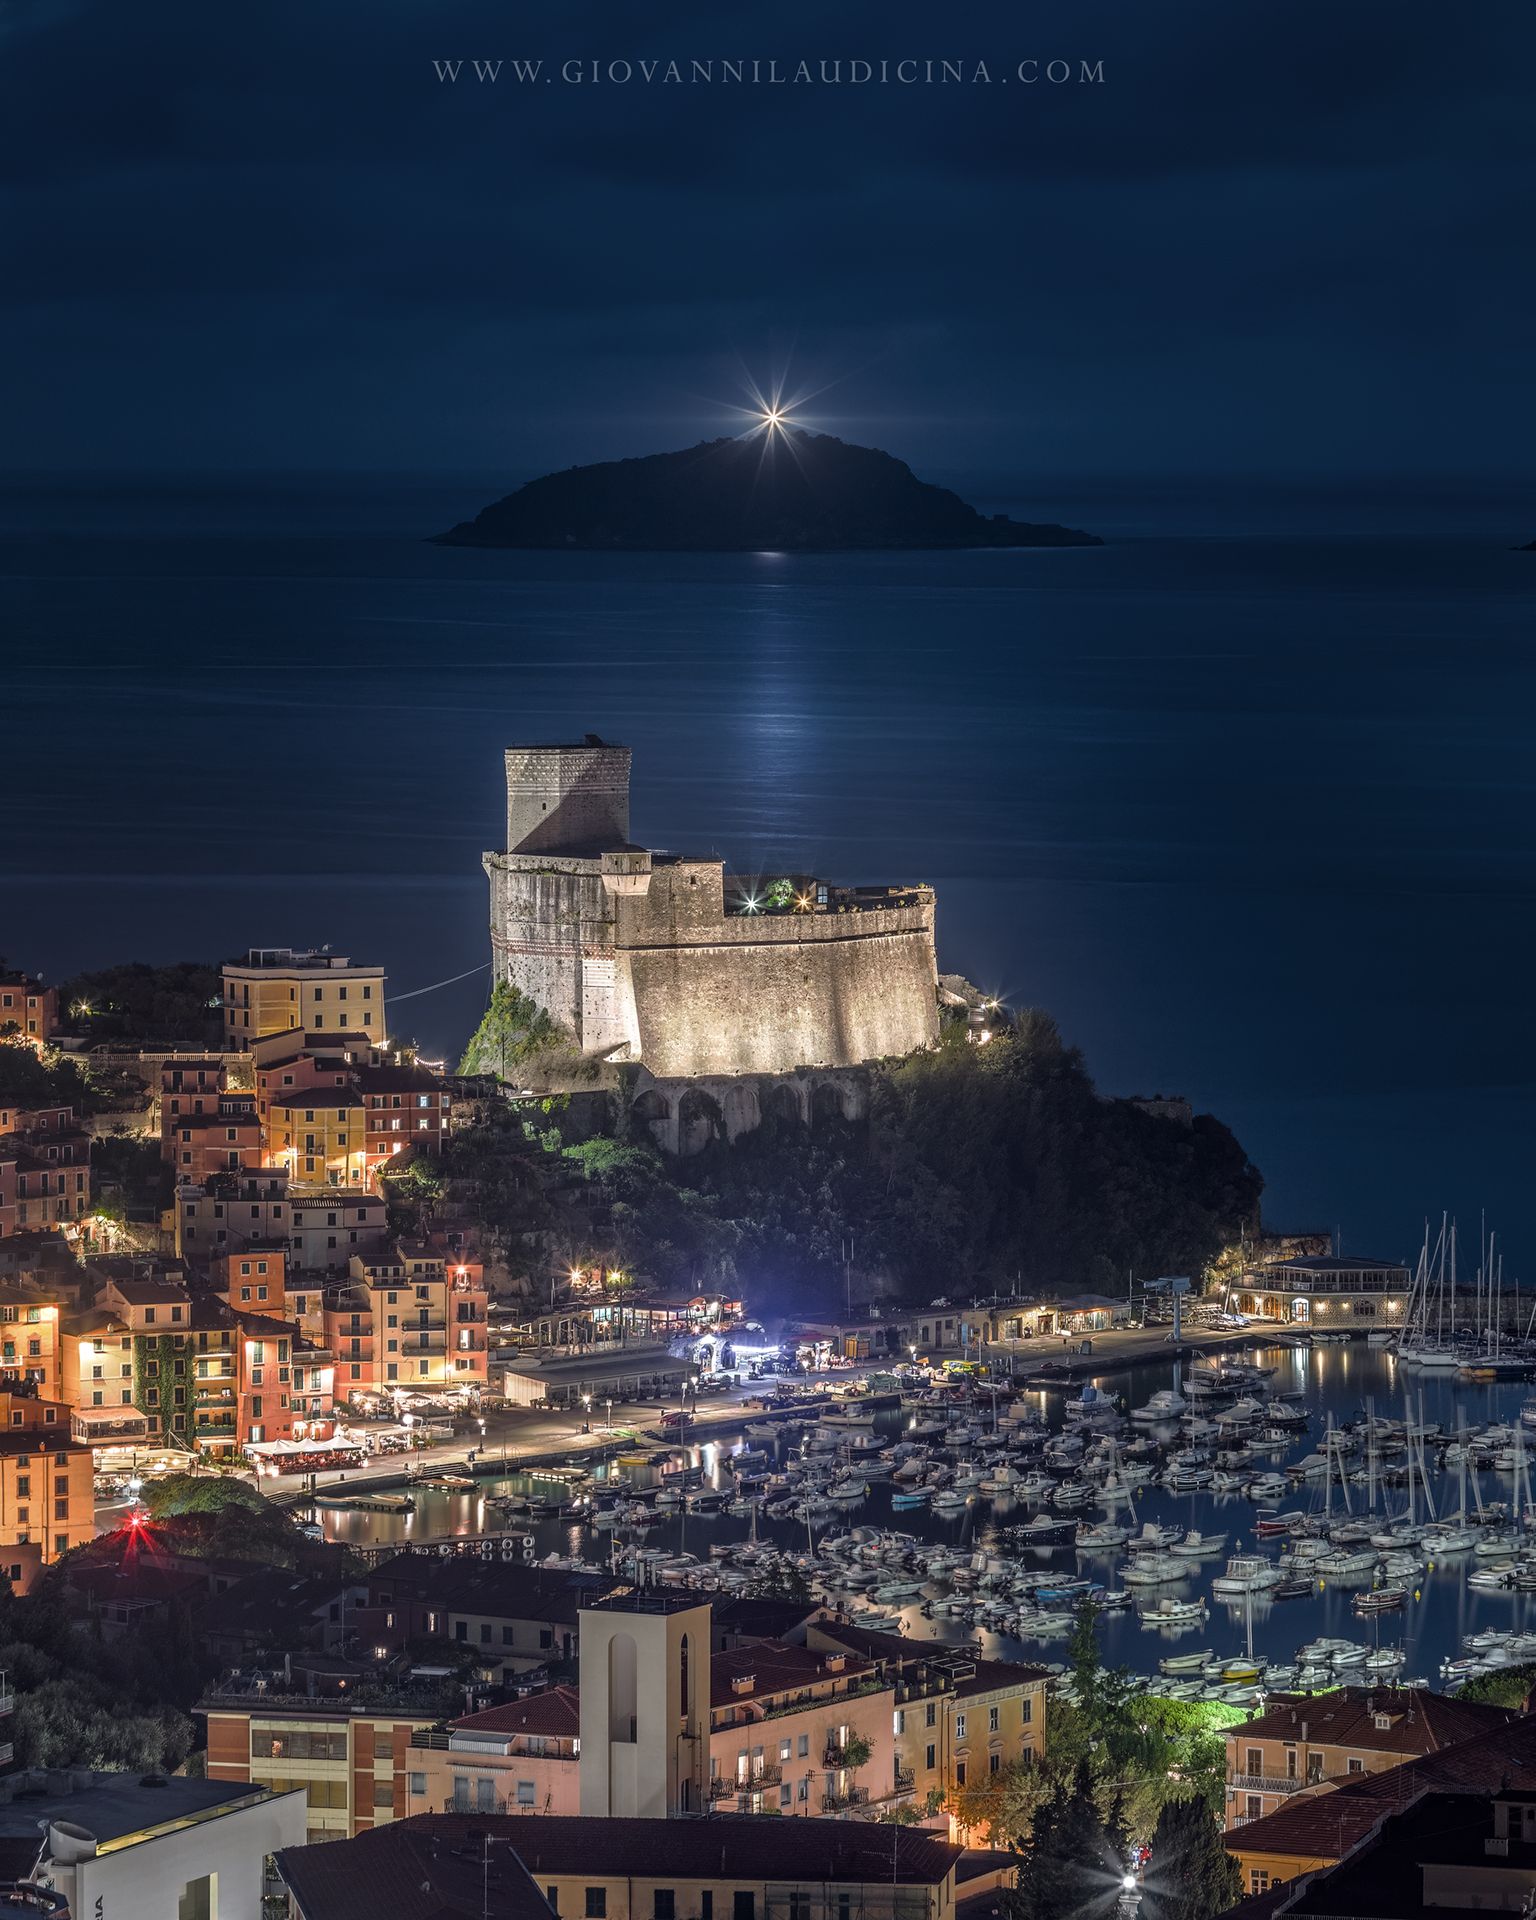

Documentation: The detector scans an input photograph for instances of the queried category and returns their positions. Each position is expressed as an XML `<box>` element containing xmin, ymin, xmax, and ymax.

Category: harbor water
<box><xmin>308</xmin><ymin>1343</ymin><xmax>1536</xmax><ymax>1693</ymax></box>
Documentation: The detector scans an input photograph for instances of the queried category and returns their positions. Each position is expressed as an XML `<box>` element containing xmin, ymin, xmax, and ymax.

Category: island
<box><xmin>432</xmin><ymin>429</ymin><xmax>1102</xmax><ymax>551</ymax></box>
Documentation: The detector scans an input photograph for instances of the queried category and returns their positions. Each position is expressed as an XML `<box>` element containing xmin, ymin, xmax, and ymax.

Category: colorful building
<box><xmin>0</xmin><ymin>973</ymin><xmax>58</xmax><ymax>1044</ymax></box>
<box><xmin>0</xmin><ymin>1105</ymin><xmax>92</xmax><ymax>1238</ymax></box>
<box><xmin>202</xmin><ymin>1691</ymin><xmax>439</xmax><ymax>1844</ymax></box>
<box><xmin>0</xmin><ymin>1389</ymin><xmax>97</xmax><ymax>1588</ymax></box>
<box><xmin>223</xmin><ymin>948</ymin><xmax>386</xmax><ymax>1048</ymax></box>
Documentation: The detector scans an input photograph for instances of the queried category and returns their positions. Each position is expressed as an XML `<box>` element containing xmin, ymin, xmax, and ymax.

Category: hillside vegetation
<box><xmin>406</xmin><ymin>1007</ymin><xmax>1261</xmax><ymax>1310</ymax></box>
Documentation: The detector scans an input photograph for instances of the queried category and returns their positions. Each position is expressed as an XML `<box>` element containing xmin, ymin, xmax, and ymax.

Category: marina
<box><xmin>305</xmin><ymin>1342</ymin><xmax>1536</xmax><ymax>1703</ymax></box>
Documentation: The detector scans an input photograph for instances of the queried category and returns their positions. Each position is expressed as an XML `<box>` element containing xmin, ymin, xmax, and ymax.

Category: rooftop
<box><xmin>277</xmin><ymin>1810</ymin><xmax>962</xmax><ymax>1919</ymax></box>
<box><xmin>0</xmin><ymin>1768</ymin><xmax>284</xmax><ymax>1853</ymax></box>
<box><xmin>1259</xmin><ymin>1255</ymin><xmax>1409</xmax><ymax>1274</ymax></box>
<box><xmin>1230</xmin><ymin>1686</ymin><xmax>1519</xmax><ymax>1756</ymax></box>
<box><xmin>231</xmin><ymin>949</ymin><xmax>381</xmax><ymax>973</ymax></box>
<box><xmin>1230</xmin><ymin>1713</ymin><xmax>1536</xmax><ymax>1862</ymax></box>
<box><xmin>709</xmin><ymin>1641</ymin><xmax>881</xmax><ymax>1709</ymax></box>
<box><xmin>449</xmin><ymin>1685</ymin><xmax>581</xmax><ymax>1740</ymax></box>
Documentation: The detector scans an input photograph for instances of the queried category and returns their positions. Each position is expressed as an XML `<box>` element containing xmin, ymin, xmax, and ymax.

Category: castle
<box><xmin>483</xmin><ymin>741</ymin><xmax>939</xmax><ymax>1143</ymax></box>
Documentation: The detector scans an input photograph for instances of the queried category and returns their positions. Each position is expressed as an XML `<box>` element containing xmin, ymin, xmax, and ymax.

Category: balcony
<box><xmin>894</xmin><ymin>1767</ymin><xmax>915</xmax><ymax>1792</ymax></box>
<box><xmin>1228</xmin><ymin>1773</ymin><xmax>1306</xmax><ymax>1796</ymax></box>
<box><xmin>822</xmin><ymin>1787</ymin><xmax>870</xmax><ymax>1812</ymax></box>
<box><xmin>443</xmin><ymin>1795</ymin><xmax>511</xmax><ymax>1816</ymax></box>
<box><xmin>712</xmin><ymin>1764</ymin><xmax>781</xmax><ymax>1799</ymax></box>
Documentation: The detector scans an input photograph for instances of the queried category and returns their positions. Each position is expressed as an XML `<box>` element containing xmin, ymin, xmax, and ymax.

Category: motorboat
<box><xmin>1132</xmin><ymin>1388</ymin><xmax>1189</xmax><ymax>1425</ymax></box>
<box><xmin>1211</xmin><ymin>1555</ymin><xmax>1283</xmax><ymax>1597</ymax></box>
<box><xmin>1140</xmin><ymin>1595</ymin><xmax>1208</xmax><ymax>1627</ymax></box>
<box><xmin>1122</xmin><ymin>1553</ymin><xmax>1191</xmax><ymax>1586</ymax></box>
<box><xmin>1170</xmin><ymin>1530</ymin><xmax>1228</xmax><ymax>1559</ymax></box>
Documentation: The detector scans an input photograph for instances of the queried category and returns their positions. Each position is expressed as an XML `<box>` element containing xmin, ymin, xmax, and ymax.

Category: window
<box><xmin>925</xmin><ymin>1744</ymin><xmax>936</xmax><ymax>1771</ymax></box>
<box><xmin>955</xmin><ymin>1713</ymin><xmax>966</xmax><ymax>1739</ymax></box>
<box><xmin>374</xmin><ymin>1732</ymin><xmax>394</xmax><ymax>1759</ymax></box>
<box><xmin>1348</xmin><ymin>1757</ymin><xmax>1364</xmax><ymax>1775</ymax></box>
<box><xmin>956</xmin><ymin>1761</ymin><xmax>967</xmax><ymax>1788</ymax></box>
<box><xmin>925</xmin><ymin>1702</ymin><xmax>936</xmax><ymax>1728</ymax></box>
<box><xmin>373</xmin><ymin>1781</ymin><xmax>394</xmax><ymax>1808</ymax></box>
<box><xmin>989</xmin><ymin>1753</ymin><xmax>1000</xmax><ymax>1776</ymax></box>
<box><xmin>797</xmin><ymin>1733</ymin><xmax>809</xmax><ymax>1758</ymax></box>
<box><xmin>989</xmin><ymin>1706</ymin><xmax>1000</xmax><ymax>1733</ymax></box>
<box><xmin>1247</xmin><ymin>1749</ymin><xmax>1263</xmax><ymax>1777</ymax></box>
<box><xmin>701</xmin><ymin>1896</ymin><xmax>713</xmax><ymax>1920</ymax></box>
<box><xmin>894</xmin><ymin>1709</ymin><xmax>905</xmax><ymax>1736</ymax></box>
<box><xmin>409</xmin><ymin>1773</ymin><xmax>426</xmax><ymax>1796</ymax></box>
<box><xmin>548</xmin><ymin>1893</ymin><xmax>559</xmax><ymax>1915</ymax></box>
<box><xmin>654</xmin><ymin>1894</ymin><xmax>676</xmax><ymax>1920</ymax></box>
<box><xmin>585</xmin><ymin>1892</ymin><xmax>607</xmax><ymax>1919</ymax></box>
<box><xmin>779</xmin><ymin>1739</ymin><xmax>791</xmax><ymax>1762</ymax></box>
<box><xmin>734</xmin><ymin>1897</ymin><xmax>755</xmax><ymax>1920</ymax></box>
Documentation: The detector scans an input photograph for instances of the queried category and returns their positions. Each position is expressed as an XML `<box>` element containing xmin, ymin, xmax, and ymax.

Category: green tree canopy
<box><xmin>1140</xmin><ymin>1794</ymin><xmax>1242</xmax><ymax>1920</ymax></box>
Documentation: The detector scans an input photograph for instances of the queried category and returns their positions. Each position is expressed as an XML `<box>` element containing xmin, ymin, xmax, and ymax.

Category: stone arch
<box><xmin>676</xmin><ymin>1087</ymin><xmax>724</xmax><ymax>1158</ymax></box>
<box><xmin>721</xmin><ymin>1082</ymin><xmax>761</xmax><ymax>1142</ymax></box>
<box><xmin>762</xmin><ymin>1081</ymin><xmax>806</xmax><ymax>1129</ymax></box>
<box><xmin>810</xmin><ymin>1080</ymin><xmax>852</xmax><ymax>1127</ymax></box>
<box><xmin>631</xmin><ymin>1088</ymin><xmax>675</xmax><ymax>1153</ymax></box>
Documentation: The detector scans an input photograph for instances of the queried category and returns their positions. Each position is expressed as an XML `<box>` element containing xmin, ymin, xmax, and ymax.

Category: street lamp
<box><xmin>581</xmin><ymin>1393</ymin><xmax>591</xmax><ymax>1435</ymax></box>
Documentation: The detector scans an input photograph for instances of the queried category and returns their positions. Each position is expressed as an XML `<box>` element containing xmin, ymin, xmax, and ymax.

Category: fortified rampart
<box><xmin>484</xmin><ymin>741</ymin><xmax>939</xmax><ymax>1098</ymax></box>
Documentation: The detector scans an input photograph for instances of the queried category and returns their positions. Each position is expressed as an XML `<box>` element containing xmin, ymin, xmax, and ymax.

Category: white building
<box><xmin>0</xmin><ymin>1769</ymin><xmax>306</xmax><ymax>1920</ymax></box>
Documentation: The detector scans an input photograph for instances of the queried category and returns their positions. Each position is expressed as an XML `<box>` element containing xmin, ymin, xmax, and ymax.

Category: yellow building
<box><xmin>223</xmin><ymin>949</ymin><xmax>386</xmax><ymax>1048</ymax></box>
<box><xmin>268</xmin><ymin>1087</ymin><xmax>368</xmax><ymax>1189</ymax></box>
<box><xmin>807</xmin><ymin>1623</ymin><xmax>1048</xmax><ymax>1835</ymax></box>
<box><xmin>1222</xmin><ymin>1686</ymin><xmax>1518</xmax><ymax>1831</ymax></box>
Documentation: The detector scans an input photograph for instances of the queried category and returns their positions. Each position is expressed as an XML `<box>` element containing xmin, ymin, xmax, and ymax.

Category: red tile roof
<box><xmin>1230</xmin><ymin>1686</ymin><xmax>1518</xmax><ymax>1757</ymax></box>
<box><xmin>449</xmin><ymin>1685</ymin><xmax>580</xmax><ymax>1740</ymax></box>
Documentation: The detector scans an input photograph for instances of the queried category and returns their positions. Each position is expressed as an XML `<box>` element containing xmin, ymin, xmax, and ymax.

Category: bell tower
<box><xmin>578</xmin><ymin>1592</ymin><xmax>712</xmax><ymax>1818</ymax></box>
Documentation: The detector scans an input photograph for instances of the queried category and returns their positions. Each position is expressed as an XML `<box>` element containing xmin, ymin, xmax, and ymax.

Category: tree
<box><xmin>1010</xmin><ymin>1761</ymin><xmax>1125</xmax><ymax>1920</ymax></box>
<box><xmin>1456</xmin><ymin>1663</ymin><xmax>1536</xmax><ymax>1709</ymax></box>
<box><xmin>55</xmin><ymin>961</ymin><xmax>223</xmax><ymax>1047</ymax></box>
<box><xmin>459</xmin><ymin>981</ymin><xmax>565</xmax><ymax>1077</ymax></box>
<box><xmin>1139</xmin><ymin>1795</ymin><xmax>1240</xmax><ymax>1920</ymax></box>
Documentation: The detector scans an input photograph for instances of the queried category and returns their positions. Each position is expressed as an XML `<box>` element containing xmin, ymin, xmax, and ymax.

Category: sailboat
<box><xmin>1396</xmin><ymin>1218</ymin><xmax>1462</xmax><ymax>1368</ymax></box>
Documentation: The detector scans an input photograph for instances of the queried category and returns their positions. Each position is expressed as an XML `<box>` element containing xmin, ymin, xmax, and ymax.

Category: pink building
<box><xmin>405</xmin><ymin>1686</ymin><xmax>583</xmax><ymax>1817</ymax></box>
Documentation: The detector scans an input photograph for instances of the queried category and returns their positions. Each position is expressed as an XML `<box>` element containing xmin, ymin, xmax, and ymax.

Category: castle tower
<box><xmin>505</xmin><ymin>742</ymin><xmax>631</xmax><ymax>855</ymax></box>
<box><xmin>578</xmin><ymin>1593</ymin><xmax>711</xmax><ymax>1819</ymax></box>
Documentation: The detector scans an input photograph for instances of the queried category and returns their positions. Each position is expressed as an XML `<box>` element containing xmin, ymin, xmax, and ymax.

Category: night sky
<box><xmin>4</xmin><ymin>0</ymin><xmax>1534</xmax><ymax>482</ymax></box>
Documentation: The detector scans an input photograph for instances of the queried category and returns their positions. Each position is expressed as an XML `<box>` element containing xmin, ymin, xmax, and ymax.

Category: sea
<box><xmin>310</xmin><ymin>1344</ymin><xmax>1536</xmax><ymax>1690</ymax></box>
<box><xmin>1</xmin><ymin>472</ymin><xmax>1533</xmax><ymax>1268</ymax></box>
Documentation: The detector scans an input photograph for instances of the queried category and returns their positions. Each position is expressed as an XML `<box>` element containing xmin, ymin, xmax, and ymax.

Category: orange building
<box><xmin>169</xmin><ymin>1093</ymin><xmax>264</xmax><ymax>1184</ymax></box>
<box><xmin>218</xmin><ymin>1245</ymin><xmax>289</xmax><ymax>1315</ymax></box>
<box><xmin>0</xmin><ymin>974</ymin><xmax>58</xmax><ymax>1044</ymax></box>
<box><xmin>159</xmin><ymin>1058</ymin><xmax>229</xmax><ymax>1159</ymax></box>
<box><xmin>0</xmin><ymin>1281</ymin><xmax>67</xmax><ymax>1397</ymax></box>
<box><xmin>0</xmin><ymin>1390</ymin><xmax>96</xmax><ymax>1588</ymax></box>
<box><xmin>347</xmin><ymin>1246</ymin><xmax>489</xmax><ymax>1395</ymax></box>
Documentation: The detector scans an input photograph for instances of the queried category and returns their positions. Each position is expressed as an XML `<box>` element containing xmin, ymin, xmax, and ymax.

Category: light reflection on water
<box><xmin>314</xmin><ymin>1345</ymin><xmax>1536</xmax><ymax>1685</ymax></box>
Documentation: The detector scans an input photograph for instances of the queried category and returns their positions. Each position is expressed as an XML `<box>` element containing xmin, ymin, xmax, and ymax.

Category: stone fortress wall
<box><xmin>484</xmin><ymin>741</ymin><xmax>939</xmax><ymax>1110</ymax></box>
